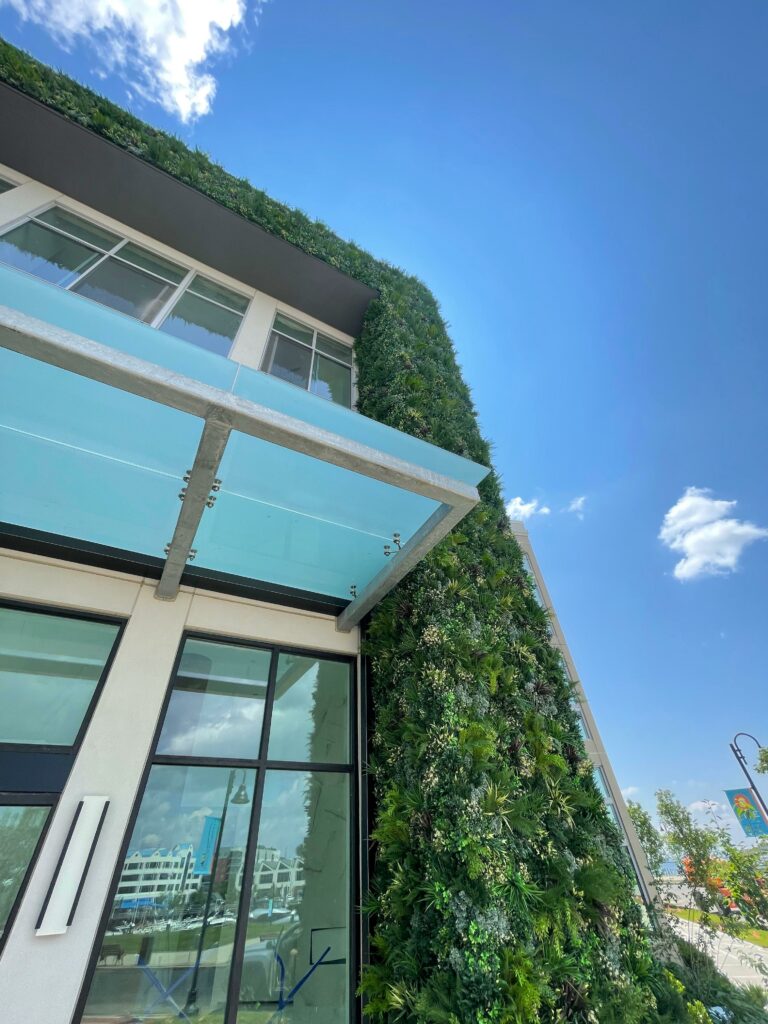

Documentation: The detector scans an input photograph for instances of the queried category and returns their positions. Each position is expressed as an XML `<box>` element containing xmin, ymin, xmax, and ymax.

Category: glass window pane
<box><xmin>522</xmin><ymin>554</ymin><xmax>544</xmax><ymax>605</ymax></box>
<box><xmin>0</xmin><ymin>177</ymin><xmax>15</xmax><ymax>195</ymax></box>
<box><xmin>573</xmin><ymin>703</ymin><xmax>590</xmax><ymax>740</ymax></box>
<box><xmin>311</xmin><ymin>353</ymin><xmax>352</xmax><ymax>408</ymax></box>
<box><xmin>239</xmin><ymin>771</ymin><xmax>349</xmax><ymax>1023</ymax></box>
<box><xmin>0</xmin><ymin>221</ymin><xmax>101</xmax><ymax>286</ymax></box>
<box><xmin>268</xmin><ymin>654</ymin><xmax>350</xmax><ymax>764</ymax></box>
<box><xmin>0</xmin><ymin>607</ymin><xmax>120</xmax><ymax>745</ymax></box>
<box><xmin>116</xmin><ymin>241</ymin><xmax>187</xmax><ymax>285</ymax></box>
<box><xmin>160</xmin><ymin>292</ymin><xmax>242</xmax><ymax>356</ymax></box>
<box><xmin>36</xmin><ymin>207</ymin><xmax>122</xmax><ymax>251</ymax></box>
<box><xmin>0</xmin><ymin>805</ymin><xmax>50</xmax><ymax>940</ymax></box>
<box><xmin>82</xmin><ymin>764</ymin><xmax>256</xmax><ymax>1024</ymax></box>
<box><xmin>72</xmin><ymin>257</ymin><xmax>176</xmax><ymax>323</ymax></box>
<box><xmin>263</xmin><ymin>332</ymin><xmax>312</xmax><ymax>390</ymax></box>
<box><xmin>157</xmin><ymin>639</ymin><xmax>271</xmax><ymax>759</ymax></box>
<box><xmin>315</xmin><ymin>334</ymin><xmax>352</xmax><ymax>365</ymax></box>
<box><xmin>188</xmin><ymin>275</ymin><xmax>249</xmax><ymax>314</ymax></box>
<box><xmin>272</xmin><ymin>313</ymin><xmax>314</xmax><ymax>347</ymax></box>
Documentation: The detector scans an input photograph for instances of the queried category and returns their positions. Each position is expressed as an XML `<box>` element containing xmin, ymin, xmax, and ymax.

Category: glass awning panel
<box><xmin>0</xmin><ymin>265</ymin><xmax>489</xmax><ymax>626</ymax></box>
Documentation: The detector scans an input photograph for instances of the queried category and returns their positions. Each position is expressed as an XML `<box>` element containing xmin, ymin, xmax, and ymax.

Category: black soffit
<box><xmin>0</xmin><ymin>84</ymin><xmax>377</xmax><ymax>337</ymax></box>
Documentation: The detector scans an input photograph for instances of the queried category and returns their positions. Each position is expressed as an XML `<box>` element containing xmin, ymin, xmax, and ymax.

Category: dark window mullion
<box><xmin>223</xmin><ymin>646</ymin><xmax>280</xmax><ymax>1024</ymax></box>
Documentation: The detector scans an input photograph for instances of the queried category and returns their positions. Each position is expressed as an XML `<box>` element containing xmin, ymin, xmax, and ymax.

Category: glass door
<box><xmin>79</xmin><ymin>635</ymin><xmax>355</xmax><ymax>1024</ymax></box>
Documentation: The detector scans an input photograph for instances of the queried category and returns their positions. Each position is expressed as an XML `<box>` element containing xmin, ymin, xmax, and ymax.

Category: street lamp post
<box><xmin>729</xmin><ymin>732</ymin><xmax>768</xmax><ymax>821</ymax></box>
<box><xmin>184</xmin><ymin>769</ymin><xmax>250</xmax><ymax>1016</ymax></box>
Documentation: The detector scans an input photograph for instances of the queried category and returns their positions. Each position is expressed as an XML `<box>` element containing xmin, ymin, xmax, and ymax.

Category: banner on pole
<box><xmin>724</xmin><ymin>788</ymin><xmax>768</xmax><ymax>837</ymax></box>
<box><xmin>194</xmin><ymin>815</ymin><xmax>222</xmax><ymax>874</ymax></box>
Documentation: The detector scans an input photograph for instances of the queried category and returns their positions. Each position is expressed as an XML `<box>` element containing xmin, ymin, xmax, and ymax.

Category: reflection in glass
<box><xmin>238</xmin><ymin>771</ymin><xmax>349</xmax><ymax>1024</ymax></box>
<box><xmin>82</xmin><ymin>764</ymin><xmax>256</xmax><ymax>1024</ymax></box>
<box><xmin>116</xmin><ymin>242</ymin><xmax>186</xmax><ymax>284</ymax></box>
<box><xmin>310</xmin><ymin>354</ymin><xmax>352</xmax><ymax>408</ymax></box>
<box><xmin>73</xmin><ymin>257</ymin><xmax>176</xmax><ymax>323</ymax></box>
<box><xmin>267</xmin><ymin>655</ymin><xmax>350</xmax><ymax>764</ymax></box>
<box><xmin>0</xmin><ymin>607</ymin><xmax>120</xmax><ymax>745</ymax></box>
<box><xmin>0</xmin><ymin>221</ymin><xmax>101</xmax><ymax>285</ymax></box>
<box><xmin>262</xmin><ymin>333</ymin><xmax>312</xmax><ymax>389</ymax></box>
<box><xmin>188</xmin><ymin>275</ymin><xmax>250</xmax><ymax>314</ymax></box>
<box><xmin>36</xmin><ymin>207</ymin><xmax>122</xmax><ymax>250</ymax></box>
<box><xmin>0</xmin><ymin>805</ymin><xmax>50</xmax><ymax>940</ymax></box>
<box><xmin>157</xmin><ymin>640</ymin><xmax>270</xmax><ymax>759</ymax></box>
<box><xmin>272</xmin><ymin>313</ymin><xmax>314</xmax><ymax>347</ymax></box>
<box><xmin>160</xmin><ymin>292</ymin><xmax>243</xmax><ymax>356</ymax></box>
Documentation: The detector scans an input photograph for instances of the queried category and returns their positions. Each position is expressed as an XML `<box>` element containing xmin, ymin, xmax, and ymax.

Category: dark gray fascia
<box><xmin>0</xmin><ymin>83</ymin><xmax>377</xmax><ymax>336</ymax></box>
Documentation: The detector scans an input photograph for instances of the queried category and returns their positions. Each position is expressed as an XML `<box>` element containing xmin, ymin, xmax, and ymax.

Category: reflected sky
<box><xmin>128</xmin><ymin>764</ymin><xmax>256</xmax><ymax>854</ymax></box>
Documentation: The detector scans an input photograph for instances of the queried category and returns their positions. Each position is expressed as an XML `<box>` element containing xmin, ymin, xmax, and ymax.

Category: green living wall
<box><xmin>0</xmin><ymin>40</ymin><xmax>698</xmax><ymax>1023</ymax></box>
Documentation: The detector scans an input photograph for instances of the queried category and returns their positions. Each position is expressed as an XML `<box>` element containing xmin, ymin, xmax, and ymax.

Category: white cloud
<box><xmin>566</xmin><ymin>495</ymin><xmax>587</xmax><ymax>519</ymax></box>
<box><xmin>2</xmin><ymin>0</ymin><xmax>266</xmax><ymax>122</ymax></box>
<box><xmin>506</xmin><ymin>496</ymin><xmax>551</xmax><ymax>521</ymax></box>
<box><xmin>659</xmin><ymin>486</ymin><xmax>768</xmax><ymax>581</ymax></box>
<box><xmin>688</xmin><ymin>799</ymin><xmax>728</xmax><ymax>817</ymax></box>
<box><xmin>621</xmin><ymin>785</ymin><xmax>640</xmax><ymax>799</ymax></box>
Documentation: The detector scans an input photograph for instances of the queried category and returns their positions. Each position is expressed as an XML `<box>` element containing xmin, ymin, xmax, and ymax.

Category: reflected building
<box><xmin>114</xmin><ymin>844</ymin><xmax>200</xmax><ymax>906</ymax></box>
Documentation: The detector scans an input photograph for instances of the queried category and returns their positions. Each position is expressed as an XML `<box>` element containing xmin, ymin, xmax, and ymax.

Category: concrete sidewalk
<box><xmin>667</xmin><ymin>915</ymin><xmax>768</xmax><ymax>990</ymax></box>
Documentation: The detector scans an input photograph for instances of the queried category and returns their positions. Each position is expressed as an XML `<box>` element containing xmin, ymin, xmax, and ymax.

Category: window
<box><xmin>572</xmin><ymin>701</ymin><xmax>591</xmax><ymax>741</ymax></box>
<box><xmin>0</xmin><ymin>803</ymin><xmax>50</xmax><ymax>944</ymax></box>
<box><xmin>0</xmin><ymin>605</ymin><xmax>122</xmax><ymax>747</ymax></box>
<box><xmin>522</xmin><ymin>554</ymin><xmax>544</xmax><ymax>607</ymax></box>
<box><xmin>593</xmin><ymin>767</ymin><xmax>623</xmax><ymax>829</ymax></box>
<box><xmin>0</xmin><ymin>176</ymin><xmax>16</xmax><ymax>195</ymax></box>
<box><xmin>262</xmin><ymin>312</ymin><xmax>353</xmax><ymax>408</ymax></box>
<box><xmin>561</xmin><ymin>658</ymin><xmax>591</xmax><ymax>740</ymax></box>
<box><xmin>160</xmin><ymin>275</ymin><xmax>249</xmax><ymax>357</ymax></box>
<box><xmin>0</xmin><ymin>205</ymin><xmax>249</xmax><ymax>355</ymax></box>
<box><xmin>81</xmin><ymin>636</ymin><xmax>353</xmax><ymax>1024</ymax></box>
<box><xmin>0</xmin><ymin>604</ymin><xmax>122</xmax><ymax>952</ymax></box>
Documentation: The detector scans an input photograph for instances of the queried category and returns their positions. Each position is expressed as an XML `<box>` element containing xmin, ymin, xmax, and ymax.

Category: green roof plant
<box><xmin>0</xmin><ymin>38</ymin><xmax>753</xmax><ymax>1023</ymax></box>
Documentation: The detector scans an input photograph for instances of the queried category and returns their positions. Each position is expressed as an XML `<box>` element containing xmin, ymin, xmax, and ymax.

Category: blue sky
<box><xmin>2</xmin><ymin>0</ymin><xmax>767</xmax><ymax>826</ymax></box>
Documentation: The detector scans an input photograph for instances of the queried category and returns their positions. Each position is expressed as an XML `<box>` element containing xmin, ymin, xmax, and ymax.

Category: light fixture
<box><xmin>231</xmin><ymin>771</ymin><xmax>250</xmax><ymax>805</ymax></box>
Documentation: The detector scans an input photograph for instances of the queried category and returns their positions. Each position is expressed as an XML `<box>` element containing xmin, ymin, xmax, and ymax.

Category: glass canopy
<box><xmin>0</xmin><ymin>265</ymin><xmax>489</xmax><ymax>616</ymax></box>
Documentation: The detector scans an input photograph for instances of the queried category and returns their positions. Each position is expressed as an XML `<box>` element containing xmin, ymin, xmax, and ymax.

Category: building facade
<box><xmin>0</xmin><ymin>70</ymin><xmax>492</xmax><ymax>1021</ymax></box>
<box><xmin>0</xmin><ymin>57</ymin><xmax>655</xmax><ymax>1024</ymax></box>
<box><xmin>509</xmin><ymin>520</ymin><xmax>655</xmax><ymax>902</ymax></box>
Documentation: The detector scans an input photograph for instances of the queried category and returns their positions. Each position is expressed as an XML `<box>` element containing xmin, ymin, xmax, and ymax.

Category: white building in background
<box><xmin>252</xmin><ymin>853</ymin><xmax>305</xmax><ymax>903</ymax></box>
<box><xmin>510</xmin><ymin>520</ymin><xmax>656</xmax><ymax>903</ymax></box>
<box><xmin>114</xmin><ymin>844</ymin><xmax>201</xmax><ymax>904</ymax></box>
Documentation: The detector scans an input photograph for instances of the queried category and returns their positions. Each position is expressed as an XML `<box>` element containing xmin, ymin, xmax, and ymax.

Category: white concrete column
<box><xmin>0</xmin><ymin>583</ymin><xmax>192</xmax><ymax>1024</ymax></box>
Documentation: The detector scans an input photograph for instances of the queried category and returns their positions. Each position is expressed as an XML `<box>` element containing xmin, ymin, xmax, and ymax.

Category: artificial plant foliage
<box><xmin>0</xmin><ymin>39</ymin><xmax>694</xmax><ymax>1022</ymax></box>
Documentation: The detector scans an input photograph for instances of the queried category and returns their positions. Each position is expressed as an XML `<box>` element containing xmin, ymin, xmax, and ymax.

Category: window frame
<box><xmin>74</xmin><ymin>630</ymin><xmax>360</xmax><ymax>1024</ymax></box>
<box><xmin>262</xmin><ymin>310</ymin><xmax>355</xmax><ymax>408</ymax></box>
<box><xmin>0</xmin><ymin>599</ymin><xmax>125</xmax><ymax>955</ymax></box>
<box><xmin>0</xmin><ymin>202</ymin><xmax>252</xmax><ymax>355</ymax></box>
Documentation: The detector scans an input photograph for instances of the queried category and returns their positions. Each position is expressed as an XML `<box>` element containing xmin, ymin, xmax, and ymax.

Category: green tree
<box><xmin>627</xmin><ymin>799</ymin><xmax>667</xmax><ymax>879</ymax></box>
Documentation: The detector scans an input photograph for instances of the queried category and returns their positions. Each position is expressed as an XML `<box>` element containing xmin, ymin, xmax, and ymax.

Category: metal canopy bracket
<box><xmin>156</xmin><ymin>418</ymin><xmax>231</xmax><ymax>600</ymax></box>
<box><xmin>0</xmin><ymin>304</ymin><xmax>482</xmax><ymax>631</ymax></box>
